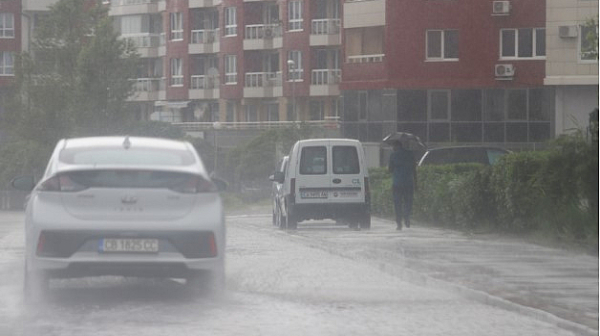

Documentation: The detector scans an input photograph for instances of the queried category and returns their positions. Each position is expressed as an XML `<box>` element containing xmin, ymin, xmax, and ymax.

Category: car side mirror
<box><xmin>11</xmin><ymin>176</ymin><xmax>36</xmax><ymax>192</ymax></box>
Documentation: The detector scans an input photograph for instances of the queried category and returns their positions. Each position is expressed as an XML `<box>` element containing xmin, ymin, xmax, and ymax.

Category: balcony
<box><xmin>189</xmin><ymin>0</ymin><xmax>222</xmax><ymax>8</ymax></box>
<box><xmin>121</xmin><ymin>34</ymin><xmax>161</xmax><ymax>58</ymax></box>
<box><xmin>310</xmin><ymin>69</ymin><xmax>341</xmax><ymax>96</ymax></box>
<box><xmin>108</xmin><ymin>0</ymin><xmax>161</xmax><ymax>16</ymax></box>
<box><xmin>244</xmin><ymin>72</ymin><xmax>282</xmax><ymax>98</ymax></box>
<box><xmin>243</xmin><ymin>24</ymin><xmax>283</xmax><ymax>50</ymax></box>
<box><xmin>189</xmin><ymin>75</ymin><xmax>220</xmax><ymax>100</ymax></box>
<box><xmin>347</xmin><ymin>54</ymin><xmax>384</xmax><ymax>63</ymax></box>
<box><xmin>189</xmin><ymin>29</ymin><xmax>220</xmax><ymax>54</ymax></box>
<box><xmin>128</xmin><ymin>77</ymin><xmax>165</xmax><ymax>102</ymax></box>
<box><xmin>310</xmin><ymin>19</ymin><xmax>341</xmax><ymax>46</ymax></box>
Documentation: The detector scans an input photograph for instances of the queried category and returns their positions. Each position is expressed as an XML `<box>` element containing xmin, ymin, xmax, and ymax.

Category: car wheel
<box><xmin>285</xmin><ymin>209</ymin><xmax>297</xmax><ymax>230</ymax></box>
<box><xmin>277</xmin><ymin>209</ymin><xmax>286</xmax><ymax>230</ymax></box>
<box><xmin>186</xmin><ymin>267</ymin><xmax>225</xmax><ymax>299</ymax></box>
<box><xmin>359</xmin><ymin>213</ymin><xmax>371</xmax><ymax>230</ymax></box>
<box><xmin>24</xmin><ymin>264</ymin><xmax>48</xmax><ymax>304</ymax></box>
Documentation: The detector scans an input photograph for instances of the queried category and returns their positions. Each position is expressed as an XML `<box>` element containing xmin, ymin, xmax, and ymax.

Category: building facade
<box><xmin>1</xmin><ymin>0</ymin><xmax>598</xmax><ymax>151</ymax></box>
<box><xmin>0</xmin><ymin>0</ymin><xmax>21</xmax><ymax>139</ymax></box>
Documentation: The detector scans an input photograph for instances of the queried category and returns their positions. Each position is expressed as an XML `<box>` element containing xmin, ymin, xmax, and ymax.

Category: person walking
<box><xmin>388</xmin><ymin>142</ymin><xmax>417</xmax><ymax>230</ymax></box>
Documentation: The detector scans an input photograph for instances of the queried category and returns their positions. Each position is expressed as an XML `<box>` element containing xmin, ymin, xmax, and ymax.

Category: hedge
<box><xmin>370</xmin><ymin>134</ymin><xmax>598</xmax><ymax>245</ymax></box>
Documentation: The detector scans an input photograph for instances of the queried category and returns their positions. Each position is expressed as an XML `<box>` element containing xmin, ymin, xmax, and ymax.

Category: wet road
<box><xmin>0</xmin><ymin>211</ymin><xmax>596</xmax><ymax>336</ymax></box>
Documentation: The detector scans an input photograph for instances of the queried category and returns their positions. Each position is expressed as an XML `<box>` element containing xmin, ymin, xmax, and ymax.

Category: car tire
<box><xmin>359</xmin><ymin>213</ymin><xmax>371</xmax><ymax>230</ymax></box>
<box><xmin>285</xmin><ymin>208</ymin><xmax>297</xmax><ymax>230</ymax></box>
<box><xmin>24</xmin><ymin>264</ymin><xmax>48</xmax><ymax>304</ymax></box>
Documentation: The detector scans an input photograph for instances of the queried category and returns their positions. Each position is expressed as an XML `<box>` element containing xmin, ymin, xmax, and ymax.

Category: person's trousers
<box><xmin>392</xmin><ymin>184</ymin><xmax>414</xmax><ymax>227</ymax></box>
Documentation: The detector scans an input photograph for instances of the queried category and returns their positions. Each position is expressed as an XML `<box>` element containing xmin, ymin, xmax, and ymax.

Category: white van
<box><xmin>271</xmin><ymin>139</ymin><xmax>371</xmax><ymax>230</ymax></box>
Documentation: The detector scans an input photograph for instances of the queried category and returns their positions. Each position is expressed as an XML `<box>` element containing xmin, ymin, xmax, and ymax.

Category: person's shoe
<box><xmin>396</xmin><ymin>225</ymin><xmax>402</xmax><ymax>231</ymax></box>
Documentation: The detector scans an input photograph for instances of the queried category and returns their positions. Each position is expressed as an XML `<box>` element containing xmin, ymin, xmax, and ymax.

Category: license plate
<box><xmin>300</xmin><ymin>191</ymin><xmax>328</xmax><ymax>199</ymax></box>
<box><xmin>100</xmin><ymin>239</ymin><xmax>159</xmax><ymax>253</ymax></box>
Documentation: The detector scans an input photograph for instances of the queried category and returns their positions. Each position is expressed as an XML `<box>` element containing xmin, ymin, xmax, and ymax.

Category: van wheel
<box><xmin>360</xmin><ymin>213</ymin><xmax>371</xmax><ymax>230</ymax></box>
<box><xmin>286</xmin><ymin>211</ymin><xmax>297</xmax><ymax>230</ymax></box>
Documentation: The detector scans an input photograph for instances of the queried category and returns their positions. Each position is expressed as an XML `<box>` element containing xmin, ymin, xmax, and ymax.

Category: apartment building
<box><xmin>0</xmin><ymin>0</ymin><xmax>20</xmax><ymax>127</ymax></box>
<box><xmin>544</xmin><ymin>0</ymin><xmax>599</xmax><ymax>135</ymax></box>
<box><xmin>109</xmin><ymin>0</ymin><xmax>342</xmax><ymax>126</ymax></box>
<box><xmin>341</xmin><ymin>0</ymin><xmax>559</xmax><ymax>148</ymax></box>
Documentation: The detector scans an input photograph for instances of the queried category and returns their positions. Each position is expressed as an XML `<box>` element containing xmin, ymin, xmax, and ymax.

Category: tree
<box><xmin>2</xmin><ymin>0</ymin><xmax>138</xmax><ymax>143</ymax></box>
<box><xmin>582</xmin><ymin>17</ymin><xmax>599</xmax><ymax>61</ymax></box>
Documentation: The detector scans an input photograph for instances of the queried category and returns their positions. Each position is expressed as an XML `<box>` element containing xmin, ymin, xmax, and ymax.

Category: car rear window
<box><xmin>299</xmin><ymin>146</ymin><xmax>327</xmax><ymax>175</ymax></box>
<box><xmin>65</xmin><ymin>170</ymin><xmax>195</xmax><ymax>189</ymax></box>
<box><xmin>332</xmin><ymin>146</ymin><xmax>360</xmax><ymax>174</ymax></box>
<box><xmin>59</xmin><ymin>148</ymin><xmax>196</xmax><ymax>166</ymax></box>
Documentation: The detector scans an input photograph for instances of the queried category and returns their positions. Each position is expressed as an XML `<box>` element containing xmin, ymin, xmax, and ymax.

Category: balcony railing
<box><xmin>244</xmin><ymin>24</ymin><xmax>282</xmax><ymax>40</ymax></box>
<box><xmin>190</xmin><ymin>75</ymin><xmax>220</xmax><ymax>89</ymax></box>
<box><xmin>311</xmin><ymin>69</ymin><xmax>341</xmax><ymax>85</ymax></box>
<box><xmin>311</xmin><ymin>19</ymin><xmax>341</xmax><ymax>35</ymax></box>
<box><xmin>191</xmin><ymin>29</ymin><xmax>219</xmax><ymax>44</ymax></box>
<box><xmin>121</xmin><ymin>33</ymin><xmax>162</xmax><ymax>48</ymax></box>
<box><xmin>130</xmin><ymin>77</ymin><xmax>164</xmax><ymax>92</ymax></box>
<box><xmin>109</xmin><ymin>0</ymin><xmax>159</xmax><ymax>6</ymax></box>
<box><xmin>347</xmin><ymin>54</ymin><xmax>385</xmax><ymax>63</ymax></box>
<box><xmin>171</xmin><ymin>75</ymin><xmax>184</xmax><ymax>86</ymax></box>
<box><xmin>245</xmin><ymin>72</ymin><xmax>282</xmax><ymax>87</ymax></box>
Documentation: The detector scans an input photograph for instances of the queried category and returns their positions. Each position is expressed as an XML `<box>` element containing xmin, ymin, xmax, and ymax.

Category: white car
<box><xmin>11</xmin><ymin>136</ymin><xmax>226</xmax><ymax>300</ymax></box>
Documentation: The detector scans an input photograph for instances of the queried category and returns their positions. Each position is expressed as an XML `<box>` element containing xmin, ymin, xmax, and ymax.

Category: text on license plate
<box><xmin>100</xmin><ymin>239</ymin><xmax>159</xmax><ymax>253</ymax></box>
<box><xmin>300</xmin><ymin>191</ymin><xmax>328</xmax><ymax>199</ymax></box>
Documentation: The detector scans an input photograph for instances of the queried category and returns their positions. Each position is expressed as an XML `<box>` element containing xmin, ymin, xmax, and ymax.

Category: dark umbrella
<box><xmin>382</xmin><ymin>132</ymin><xmax>426</xmax><ymax>151</ymax></box>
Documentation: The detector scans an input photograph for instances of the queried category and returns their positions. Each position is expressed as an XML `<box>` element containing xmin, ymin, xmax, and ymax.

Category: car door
<box><xmin>329</xmin><ymin>141</ymin><xmax>365</xmax><ymax>204</ymax></box>
<box><xmin>295</xmin><ymin>142</ymin><xmax>331</xmax><ymax>205</ymax></box>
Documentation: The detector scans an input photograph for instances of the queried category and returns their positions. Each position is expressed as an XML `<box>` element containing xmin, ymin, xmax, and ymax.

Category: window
<box><xmin>310</xmin><ymin>101</ymin><xmax>325</xmax><ymax>120</ymax></box>
<box><xmin>170</xmin><ymin>58</ymin><xmax>183</xmax><ymax>86</ymax></box>
<box><xmin>288</xmin><ymin>1</ymin><xmax>303</xmax><ymax>31</ymax></box>
<box><xmin>580</xmin><ymin>24</ymin><xmax>598</xmax><ymax>61</ymax></box>
<box><xmin>345</xmin><ymin>27</ymin><xmax>384</xmax><ymax>62</ymax></box>
<box><xmin>426</xmin><ymin>30</ymin><xmax>459</xmax><ymax>60</ymax></box>
<box><xmin>0</xmin><ymin>13</ymin><xmax>14</xmax><ymax>38</ymax></box>
<box><xmin>500</xmin><ymin>28</ymin><xmax>545</xmax><ymax>59</ymax></box>
<box><xmin>0</xmin><ymin>52</ymin><xmax>14</xmax><ymax>76</ymax></box>
<box><xmin>299</xmin><ymin>147</ymin><xmax>327</xmax><ymax>175</ymax></box>
<box><xmin>358</xmin><ymin>91</ymin><xmax>367</xmax><ymax>120</ymax></box>
<box><xmin>226</xmin><ymin>101</ymin><xmax>235</xmax><ymax>122</ymax></box>
<box><xmin>245</xmin><ymin>105</ymin><xmax>258</xmax><ymax>122</ymax></box>
<box><xmin>224</xmin><ymin>7</ymin><xmax>237</xmax><ymax>36</ymax></box>
<box><xmin>506</xmin><ymin>89</ymin><xmax>527</xmax><ymax>120</ymax></box>
<box><xmin>170</xmin><ymin>13</ymin><xmax>183</xmax><ymax>40</ymax></box>
<box><xmin>428</xmin><ymin>90</ymin><xmax>450</xmax><ymax>121</ymax></box>
<box><xmin>288</xmin><ymin>50</ymin><xmax>303</xmax><ymax>81</ymax></box>
<box><xmin>267</xmin><ymin>104</ymin><xmax>279</xmax><ymax>121</ymax></box>
<box><xmin>332</xmin><ymin>146</ymin><xmax>360</xmax><ymax>174</ymax></box>
<box><xmin>225</xmin><ymin>55</ymin><xmax>237</xmax><ymax>84</ymax></box>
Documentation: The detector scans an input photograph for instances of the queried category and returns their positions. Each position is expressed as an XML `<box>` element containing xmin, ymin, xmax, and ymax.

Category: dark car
<box><xmin>418</xmin><ymin>146</ymin><xmax>510</xmax><ymax>166</ymax></box>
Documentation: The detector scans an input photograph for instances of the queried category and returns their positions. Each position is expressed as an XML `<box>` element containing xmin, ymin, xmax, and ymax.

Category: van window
<box><xmin>332</xmin><ymin>146</ymin><xmax>360</xmax><ymax>174</ymax></box>
<box><xmin>300</xmin><ymin>146</ymin><xmax>327</xmax><ymax>175</ymax></box>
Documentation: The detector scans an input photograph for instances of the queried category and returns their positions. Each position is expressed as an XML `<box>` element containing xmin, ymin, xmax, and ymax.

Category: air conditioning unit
<box><xmin>559</xmin><ymin>25</ymin><xmax>578</xmax><ymax>38</ymax></box>
<box><xmin>495</xmin><ymin>64</ymin><xmax>515</xmax><ymax>79</ymax></box>
<box><xmin>492</xmin><ymin>1</ymin><xmax>511</xmax><ymax>15</ymax></box>
<box><xmin>264</xmin><ymin>28</ymin><xmax>273</xmax><ymax>39</ymax></box>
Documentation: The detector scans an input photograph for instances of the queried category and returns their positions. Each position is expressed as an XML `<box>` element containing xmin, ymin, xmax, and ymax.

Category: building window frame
<box><xmin>170</xmin><ymin>12</ymin><xmax>183</xmax><ymax>41</ymax></box>
<box><xmin>428</xmin><ymin>90</ymin><xmax>451</xmax><ymax>121</ymax></box>
<box><xmin>170</xmin><ymin>58</ymin><xmax>183</xmax><ymax>86</ymax></box>
<box><xmin>579</xmin><ymin>23</ymin><xmax>598</xmax><ymax>62</ymax></box>
<box><xmin>288</xmin><ymin>50</ymin><xmax>303</xmax><ymax>81</ymax></box>
<box><xmin>225</xmin><ymin>55</ymin><xmax>237</xmax><ymax>84</ymax></box>
<box><xmin>224</xmin><ymin>7</ymin><xmax>237</xmax><ymax>37</ymax></box>
<box><xmin>0</xmin><ymin>13</ymin><xmax>14</xmax><ymax>38</ymax></box>
<box><xmin>288</xmin><ymin>1</ymin><xmax>303</xmax><ymax>31</ymax></box>
<box><xmin>500</xmin><ymin>28</ymin><xmax>546</xmax><ymax>60</ymax></box>
<box><xmin>0</xmin><ymin>52</ymin><xmax>13</xmax><ymax>76</ymax></box>
<box><xmin>426</xmin><ymin>29</ymin><xmax>459</xmax><ymax>61</ymax></box>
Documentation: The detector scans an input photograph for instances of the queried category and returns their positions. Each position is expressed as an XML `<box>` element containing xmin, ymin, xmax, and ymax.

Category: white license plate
<box><xmin>100</xmin><ymin>239</ymin><xmax>159</xmax><ymax>253</ymax></box>
<box><xmin>301</xmin><ymin>191</ymin><xmax>328</xmax><ymax>199</ymax></box>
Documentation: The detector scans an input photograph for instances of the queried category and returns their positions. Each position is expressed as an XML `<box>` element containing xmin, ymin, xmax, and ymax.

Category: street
<box><xmin>0</xmin><ymin>209</ymin><xmax>597</xmax><ymax>336</ymax></box>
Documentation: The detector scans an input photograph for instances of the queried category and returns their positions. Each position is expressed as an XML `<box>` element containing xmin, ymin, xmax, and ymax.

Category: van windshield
<box><xmin>299</xmin><ymin>146</ymin><xmax>327</xmax><ymax>175</ymax></box>
<box><xmin>332</xmin><ymin>146</ymin><xmax>360</xmax><ymax>174</ymax></box>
